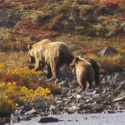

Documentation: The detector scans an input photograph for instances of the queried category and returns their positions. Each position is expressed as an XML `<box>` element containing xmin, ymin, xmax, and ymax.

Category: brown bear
<box><xmin>27</xmin><ymin>39</ymin><xmax>74</xmax><ymax>79</ymax></box>
<box><xmin>70</xmin><ymin>56</ymin><xmax>94</xmax><ymax>91</ymax></box>
<box><xmin>27</xmin><ymin>39</ymin><xmax>51</xmax><ymax>64</ymax></box>
<box><xmin>85</xmin><ymin>57</ymin><xmax>100</xmax><ymax>85</ymax></box>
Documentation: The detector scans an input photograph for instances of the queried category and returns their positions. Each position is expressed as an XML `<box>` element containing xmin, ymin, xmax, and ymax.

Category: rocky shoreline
<box><xmin>1</xmin><ymin>68</ymin><xmax>125</xmax><ymax>124</ymax></box>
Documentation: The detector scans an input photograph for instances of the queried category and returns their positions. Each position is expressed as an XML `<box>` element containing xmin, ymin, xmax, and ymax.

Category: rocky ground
<box><xmin>1</xmin><ymin>66</ymin><xmax>125</xmax><ymax>124</ymax></box>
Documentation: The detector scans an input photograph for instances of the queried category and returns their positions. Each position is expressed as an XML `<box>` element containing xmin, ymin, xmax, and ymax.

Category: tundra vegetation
<box><xmin>0</xmin><ymin>0</ymin><xmax>125</xmax><ymax>116</ymax></box>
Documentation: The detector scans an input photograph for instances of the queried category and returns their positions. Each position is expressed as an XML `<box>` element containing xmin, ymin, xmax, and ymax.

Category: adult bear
<box><xmin>27</xmin><ymin>39</ymin><xmax>74</xmax><ymax>79</ymax></box>
<box><xmin>27</xmin><ymin>39</ymin><xmax>51</xmax><ymax>64</ymax></box>
<box><xmin>85</xmin><ymin>57</ymin><xmax>100</xmax><ymax>85</ymax></box>
<box><xmin>70</xmin><ymin>56</ymin><xmax>94</xmax><ymax>91</ymax></box>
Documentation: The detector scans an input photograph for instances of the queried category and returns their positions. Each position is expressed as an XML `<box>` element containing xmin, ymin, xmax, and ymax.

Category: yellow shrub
<box><xmin>7</xmin><ymin>66</ymin><xmax>42</xmax><ymax>77</ymax></box>
<box><xmin>0</xmin><ymin>64</ymin><xmax>5</xmax><ymax>72</ymax></box>
<box><xmin>0</xmin><ymin>82</ymin><xmax>51</xmax><ymax>108</ymax></box>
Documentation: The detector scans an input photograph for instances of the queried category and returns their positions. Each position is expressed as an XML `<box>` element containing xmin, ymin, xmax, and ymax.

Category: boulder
<box><xmin>99</xmin><ymin>47</ymin><xmax>117</xmax><ymax>56</ymax></box>
<box><xmin>0</xmin><ymin>8</ymin><xmax>20</xmax><ymax>27</ymax></box>
<box><xmin>39</xmin><ymin>117</ymin><xmax>60</xmax><ymax>123</ymax></box>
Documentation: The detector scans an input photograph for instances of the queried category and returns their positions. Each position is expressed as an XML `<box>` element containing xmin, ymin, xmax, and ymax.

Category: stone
<box><xmin>10</xmin><ymin>114</ymin><xmax>20</xmax><ymax>123</ymax></box>
<box><xmin>99</xmin><ymin>47</ymin><xmax>117</xmax><ymax>56</ymax></box>
<box><xmin>39</xmin><ymin>117</ymin><xmax>60</xmax><ymax>123</ymax></box>
<box><xmin>68</xmin><ymin>79</ymin><xmax>79</xmax><ymax>88</ymax></box>
<box><xmin>115</xmin><ymin>72</ymin><xmax>125</xmax><ymax>83</ymax></box>
<box><xmin>0</xmin><ymin>8</ymin><xmax>20</xmax><ymax>27</ymax></box>
<box><xmin>37</xmin><ymin>102</ymin><xmax>48</xmax><ymax>111</ymax></box>
<box><xmin>68</xmin><ymin>106</ymin><xmax>80</xmax><ymax>112</ymax></box>
<box><xmin>59</xmin><ymin>81</ymin><xmax>69</xmax><ymax>87</ymax></box>
<box><xmin>121</xmin><ymin>83</ymin><xmax>125</xmax><ymax>90</ymax></box>
<box><xmin>58</xmin><ymin>67</ymin><xmax>74</xmax><ymax>82</ymax></box>
<box><xmin>79</xmin><ymin>103</ymin><xmax>92</xmax><ymax>110</ymax></box>
<box><xmin>25</xmin><ymin>108</ymin><xmax>38</xmax><ymax>116</ymax></box>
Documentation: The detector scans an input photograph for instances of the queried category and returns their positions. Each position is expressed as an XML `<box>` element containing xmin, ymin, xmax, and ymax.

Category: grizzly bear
<box><xmin>85</xmin><ymin>57</ymin><xmax>100</xmax><ymax>85</ymax></box>
<box><xmin>27</xmin><ymin>40</ymin><xmax>74</xmax><ymax>79</ymax></box>
<box><xmin>27</xmin><ymin>39</ymin><xmax>51</xmax><ymax>65</ymax></box>
<box><xmin>70</xmin><ymin>56</ymin><xmax>94</xmax><ymax>91</ymax></box>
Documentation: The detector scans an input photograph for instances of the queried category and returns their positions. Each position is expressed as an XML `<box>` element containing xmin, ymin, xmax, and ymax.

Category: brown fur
<box><xmin>70</xmin><ymin>56</ymin><xmax>94</xmax><ymax>91</ymax></box>
<box><xmin>28</xmin><ymin>39</ymin><xmax>74</xmax><ymax>79</ymax></box>
<box><xmin>85</xmin><ymin>57</ymin><xmax>100</xmax><ymax>85</ymax></box>
<box><xmin>27</xmin><ymin>39</ymin><xmax>51</xmax><ymax>64</ymax></box>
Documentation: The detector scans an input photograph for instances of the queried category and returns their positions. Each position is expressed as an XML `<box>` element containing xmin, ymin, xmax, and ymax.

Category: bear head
<box><xmin>70</xmin><ymin>56</ymin><xmax>86</xmax><ymax>67</ymax></box>
<box><xmin>27</xmin><ymin>44</ymin><xmax>35</xmax><ymax>64</ymax></box>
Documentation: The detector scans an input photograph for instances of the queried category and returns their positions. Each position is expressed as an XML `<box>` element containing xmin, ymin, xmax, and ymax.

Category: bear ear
<box><xmin>27</xmin><ymin>44</ymin><xmax>32</xmax><ymax>50</ymax></box>
<box><xmin>75</xmin><ymin>56</ymin><xmax>80</xmax><ymax>62</ymax></box>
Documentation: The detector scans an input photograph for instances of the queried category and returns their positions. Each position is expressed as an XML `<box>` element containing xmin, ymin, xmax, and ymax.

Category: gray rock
<box><xmin>37</xmin><ymin>102</ymin><xmax>48</xmax><ymax>111</ymax></box>
<box><xmin>92</xmin><ymin>104</ymin><xmax>106</xmax><ymax>113</ymax></box>
<box><xmin>68</xmin><ymin>106</ymin><xmax>80</xmax><ymax>113</ymax></box>
<box><xmin>39</xmin><ymin>117</ymin><xmax>60</xmax><ymax>123</ymax></box>
<box><xmin>49</xmin><ymin>105</ymin><xmax>56</xmax><ymax>111</ymax></box>
<box><xmin>121</xmin><ymin>82</ymin><xmax>125</xmax><ymax>90</ymax></box>
<box><xmin>14</xmin><ymin>107</ymin><xmax>24</xmax><ymax>115</ymax></box>
<box><xmin>99</xmin><ymin>47</ymin><xmax>117</xmax><ymax>56</ymax></box>
<box><xmin>58</xmin><ymin>67</ymin><xmax>74</xmax><ymax>82</ymax></box>
<box><xmin>0</xmin><ymin>8</ymin><xmax>20</xmax><ymax>27</ymax></box>
<box><xmin>101</xmin><ymin>72</ymin><xmax>125</xmax><ymax>86</ymax></box>
<box><xmin>25</xmin><ymin>108</ymin><xmax>38</xmax><ymax>116</ymax></box>
<box><xmin>10</xmin><ymin>114</ymin><xmax>20</xmax><ymax>123</ymax></box>
<box><xmin>58</xmin><ymin>81</ymin><xmax>69</xmax><ymax>87</ymax></box>
<box><xmin>115</xmin><ymin>72</ymin><xmax>125</xmax><ymax>83</ymax></box>
<box><xmin>61</xmin><ymin>87</ymin><xmax>70</xmax><ymax>95</ymax></box>
<box><xmin>68</xmin><ymin>79</ymin><xmax>79</xmax><ymax>88</ymax></box>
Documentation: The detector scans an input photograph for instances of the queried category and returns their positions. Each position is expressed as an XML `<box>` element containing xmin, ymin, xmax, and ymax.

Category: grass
<box><xmin>57</xmin><ymin>34</ymin><xmax>125</xmax><ymax>74</ymax></box>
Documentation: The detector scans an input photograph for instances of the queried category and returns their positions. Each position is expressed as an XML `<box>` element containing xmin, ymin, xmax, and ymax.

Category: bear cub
<box><xmin>85</xmin><ymin>57</ymin><xmax>100</xmax><ymax>85</ymax></box>
<box><xmin>70</xmin><ymin>56</ymin><xmax>94</xmax><ymax>91</ymax></box>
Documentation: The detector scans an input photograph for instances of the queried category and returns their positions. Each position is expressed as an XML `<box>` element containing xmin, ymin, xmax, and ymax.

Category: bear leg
<box><xmin>35</xmin><ymin>59</ymin><xmax>40</xmax><ymax>71</ymax></box>
<box><xmin>87</xmin><ymin>79</ymin><xmax>93</xmax><ymax>89</ymax></box>
<box><xmin>29</xmin><ymin>56</ymin><xmax>35</xmax><ymax>64</ymax></box>
<box><xmin>85</xmin><ymin>57</ymin><xmax>100</xmax><ymax>86</ymax></box>
<box><xmin>81</xmin><ymin>81</ymin><xmax>87</xmax><ymax>91</ymax></box>
<box><xmin>50</xmin><ymin>63</ymin><xmax>57</xmax><ymax>79</ymax></box>
<box><xmin>47</xmin><ymin>65</ymin><xmax>52</xmax><ymax>78</ymax></box>
<box><xmin>39</xmin><ymin>62</ymin><xmax>45</xmax><ymax>70</ymax></box>
<box><xmin>95</xmin><ymin>73</ymin><xmax>100</xmax><ymax>86</ymax></box>
<box><xmin>79</xmin><ymin>78</ymin><xmax>87</xmax><ymax>91</ymax></box>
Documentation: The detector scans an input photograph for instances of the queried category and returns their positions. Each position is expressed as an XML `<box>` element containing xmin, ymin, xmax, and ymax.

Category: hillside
<box><xmin>0</xmin><ymin>0</ymin><xmax>125</xmax><ymax>73</ymax></box>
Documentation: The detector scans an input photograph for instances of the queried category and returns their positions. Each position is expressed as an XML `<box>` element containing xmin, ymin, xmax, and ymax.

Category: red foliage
<box><xmin>117</xmin><ymin>16</ymin><xmax>125</xmax><ymax>21</ymax></box>
<box><xmin>9</xmin><ymin>35</ymin><xmax>16</xmax><ymax>41</ymax></box>
<box><xmin>11</xmin><ymin>16</ymin><xmax>59</xmax><ymax>47</ymax></box>
<box><xmin>48</xmin><ymin>0</ymin><xmax>62</xmax><ymax>3</ymax></box>
<box><xmin>103</xmin><ymin>1</ymin><xmax>118</xmax><ymax>6</ymax></box>
<box><xmin>0</xmin><ymin>73</ymin><xmax>18</xmax><ymax>83</ymax></box>
<box><xmin>92</xmin><ymin>0</ymin><xmax>121</xmax><ymax>8</ymax></box>
<box><xmin>1</xmin><ymin>2</ymin><xmax>10</xmax><ymax>8</ymax></box>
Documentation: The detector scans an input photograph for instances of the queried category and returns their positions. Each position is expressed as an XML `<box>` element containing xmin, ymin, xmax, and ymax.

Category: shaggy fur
<box><xmin>70</xmin><ymin>56</ymin><xmax>94</xmax><ymax>91</ymax></box>
<box><xmin>85</xmin><ymin>57</ymin><xmax>100</xmax><ymax>85</ymax></box>
<box><xmin>27</xmin><ymin>39</ymin><xmax>51</xmax><ymax>64</ymax></box>
<box><xmin>28</xmin><ymin>39</ymin><xmax>74</xmax><ymax>79</ymax></box>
